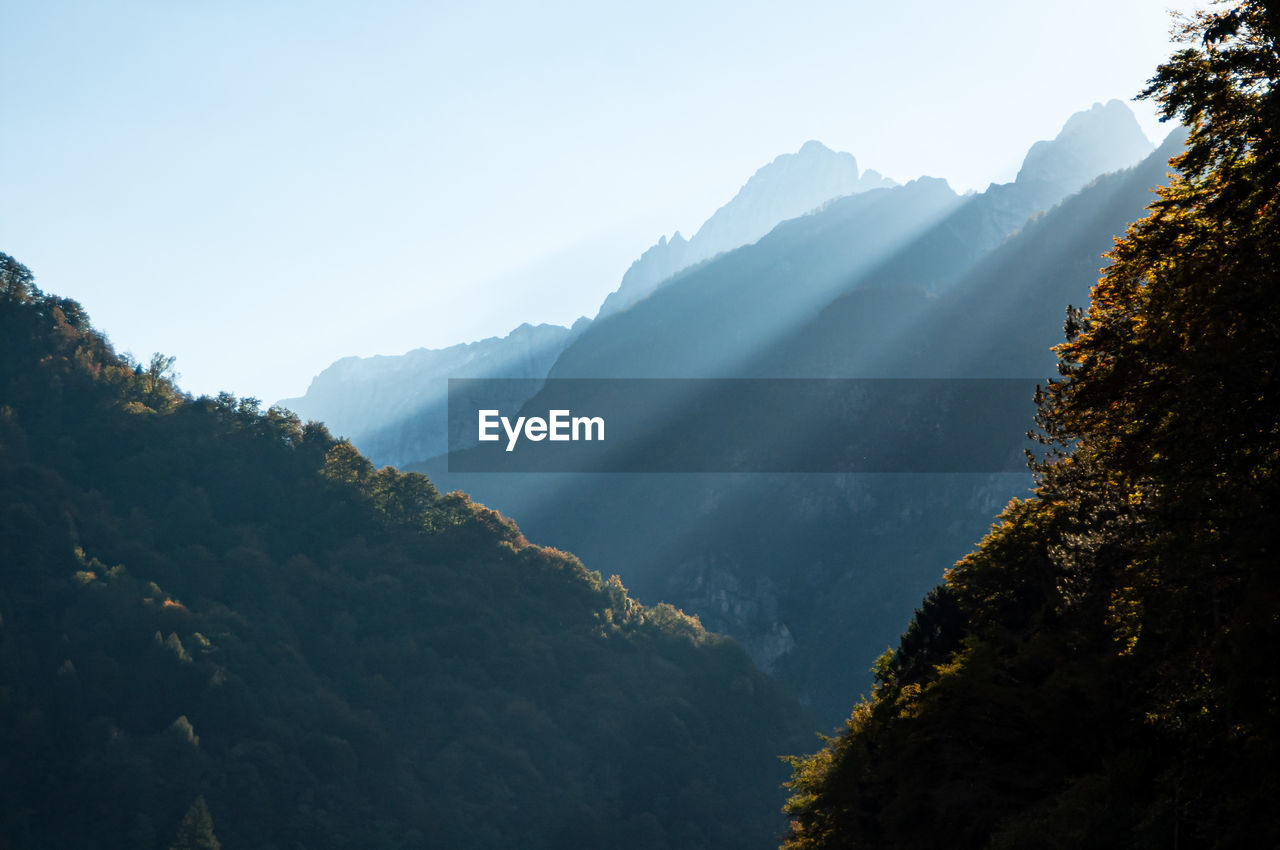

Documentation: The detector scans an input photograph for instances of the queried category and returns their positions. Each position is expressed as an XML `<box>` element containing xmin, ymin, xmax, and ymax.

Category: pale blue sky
<box><xmin>2</xmin><ymin>1</ymin><xmax>1190</xmax><ymax>403</ymax></box>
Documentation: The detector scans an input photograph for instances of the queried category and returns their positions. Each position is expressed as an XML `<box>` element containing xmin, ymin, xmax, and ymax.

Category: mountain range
<box><xmin>281</xmin><ymin>140</ymin><xmax>904</xmax><ymax>468</ymax></box>
<box><xmin>418</xmin><ymin>102</ymin><xmax>1175</xmax><ymax>723</ymax></box>
<box><xmin>596</xmin><ymin>140</ymin><xmax>896</xmax><ymax>320</ymax></box>
<box><xmin>279</xmin><ymin>320</ymin><xmax>587</xmax><ymax>469</ymax></box>
<box><xmin>285</xmin><ymin>99</ymin><xmax>1172</xmax><ymax>725</ymax></box>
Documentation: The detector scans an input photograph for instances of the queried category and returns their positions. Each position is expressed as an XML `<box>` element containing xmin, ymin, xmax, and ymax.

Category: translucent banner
<box><xmin>447</xmin><ymin>378</ymin><xmax>1042</xmax><ymax>473</ymax></box>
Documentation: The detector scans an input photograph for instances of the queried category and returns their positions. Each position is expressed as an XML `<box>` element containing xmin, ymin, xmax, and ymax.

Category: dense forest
<box><xmin>0</xmin><ymin>255</ymin><xmax>807</xmax><ymax>848</ymax></box>
<box><xmin>783</xmin><ymin>3</ymin><xmax>1280</xmax><ymax>847</ymax></box>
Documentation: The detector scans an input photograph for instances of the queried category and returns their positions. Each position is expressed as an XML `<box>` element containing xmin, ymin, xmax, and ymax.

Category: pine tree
<box><xmin>170</xmin><ymin>796</ymin><xmax>221</xmax><ymax>850</ymax></box>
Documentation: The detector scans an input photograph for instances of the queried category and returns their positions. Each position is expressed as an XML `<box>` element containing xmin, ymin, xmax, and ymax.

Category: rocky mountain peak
<box><xmin>1015</xmin><ymin>99</ymin><xmax>1154</xmax><ymax>194</ymax></box>
<box><xmin>596</xmin><ymin>141</ymin><xmax>897</xmax><ymax>319</ymax></box>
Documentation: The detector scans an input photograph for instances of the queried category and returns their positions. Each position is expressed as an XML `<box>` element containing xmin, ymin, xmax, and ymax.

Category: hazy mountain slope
<box><xmin>597</xmin><ymin>140</ymin><xmax>896</xmax><ymax>319</ymax></box>
<box><xmin>554</xmin><ymin>177</ymin><xmax>962</xmax><ymax>378</ymax></box>
<box><xmin>426</xmin><ymin>124</ymin><xmax>1178</xmax><ymax>726</ymax></box>
<box><xmin>756</xmin><ymin>125</ymin><xmax>1188</xmax><ymax>379</ymax></box>
<box><xmin>549</xmin><ymin>101</ymin><xmax>1153</xmax><ymax>382</ymax></box>
<box><xmin>0</xmin><ymin>258</ymin><xmax>806</xmax><ymax>850</ymax></box>
<box><xmin>283</xmin><ymin>141</ymin><xmax>901</xmax><ymax>470</ymax></box>
<box><xmin>291</xmin><ymin>102</ymin><xmax>1144</xmax><ymax>470</ymax></box>
<box><xmin>1016</xmin><ymin>99</ymin><xmax>1154</xmax><ymax>189</ymax></box>
<box><xmin>279</xmin><ymin>320</ymin><xmax>586</xmax><ymax>468</ymax></box>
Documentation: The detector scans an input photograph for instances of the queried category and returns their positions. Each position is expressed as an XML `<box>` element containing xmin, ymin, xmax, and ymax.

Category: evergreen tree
<box><xmin>170</xmin><ymin>797</ymin><xmax>221</xmax><ymax>850</ymax></box>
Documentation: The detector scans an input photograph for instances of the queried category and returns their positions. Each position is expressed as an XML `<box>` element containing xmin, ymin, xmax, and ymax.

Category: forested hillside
<box><xmin>783</xmin><ymin>4</ymin><xmax>1280</xmax><ymax>846</ymax></box>
<box><xmin>0</xmin><ymin>257</ymin><xmax>806</xmax><ymax>850</ymax></box>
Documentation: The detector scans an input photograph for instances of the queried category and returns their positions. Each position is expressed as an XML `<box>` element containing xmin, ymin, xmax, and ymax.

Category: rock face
<box><xmin>674</xmin><ymin>557</ymin><xmax>796</xmax><ymax>675</ymax></box>
<box><xmin>596</xmin><ymin>141</ymin><xmax>897</xmax><ymax>319</ymax></box>
<box><xmin>279</xmin><ymin>319</ymin><xmax>586</xmax><ymax>467</ymax></box>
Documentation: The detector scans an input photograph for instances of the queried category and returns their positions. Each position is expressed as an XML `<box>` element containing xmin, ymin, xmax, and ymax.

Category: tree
<box><xmin>1042</xmin><ymin>0</ymin><xmax>1280</xmax><ymax>738</ymax></box>
<box><xmin>0</xmin><ymin>252</ymin><xmax>36</xmax><ymax>302</ymax></box>
<box><xmin>784</xmin><ymin>3</ymin><xmax>1280</xmax><ymax>846</ymax></box>
<box><xmin>169</xmin><ymin>796</ymin><xmax>221</xmax><ymax>850</ymax></box>
<box><xmin>143</xmin><ymin>352</ymin><xmax>179</xmax><ymax>410</ymax></box>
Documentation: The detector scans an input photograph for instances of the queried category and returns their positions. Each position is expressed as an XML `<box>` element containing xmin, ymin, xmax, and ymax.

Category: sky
<box><xmin>2</xmin><ymin>1</ymin><xmax>1196</xmax><ymax>404</ymax></box>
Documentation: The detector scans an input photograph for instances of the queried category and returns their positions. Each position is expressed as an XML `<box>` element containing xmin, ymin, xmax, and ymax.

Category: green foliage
<box><xmin>0</xmin><ymin>253</ymin><xmax>37</xmax><ymax>302</ymax></box>
<box><xmin>783</xmin><ymin>4</ymin><xmax>1280</xmax><ymax>847</ymax></box>
<box><xmin>0</xmin><ymin>258</ymin><xmax>806</xmax><ymax>849</ymax></box>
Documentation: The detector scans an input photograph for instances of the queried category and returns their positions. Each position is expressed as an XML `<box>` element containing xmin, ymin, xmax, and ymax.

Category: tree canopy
<box><xmin>783</xmin><ymin>3</ymin><xmax>1280</xmax><ymax>847</ymax></box>
<box><xmin>0</xmin><ymin>250</ymin><xmax>806</xmax><ymax>848</ymax></box>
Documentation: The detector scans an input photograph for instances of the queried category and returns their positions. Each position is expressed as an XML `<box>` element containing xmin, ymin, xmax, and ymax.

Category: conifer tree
<box><xmin>170</xmin><ymin>797</ymin><xmax>221</xmax><ymax>850</ymax></box>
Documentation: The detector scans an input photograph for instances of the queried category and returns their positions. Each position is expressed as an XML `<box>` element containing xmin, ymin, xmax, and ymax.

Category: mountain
<box><xmin>1015</xmin><ymin>98</ymin><xmax>1154</xmax><ymax>190</ymax></box>
<box><xmin>756</xmin><ymin>125</ymin><xmax>1187</xmax><ymax>379</ymax></box>
<box><xmin>279</xmin><ymin>319</ymin><xmax>586</xmax><ymax>468</ymax></box>
<box><xmin>596</xmin><ymin>140</ymin><xmax>896</xmax><ymax>319</ymax></box>
<box><xmin>0</xmin><ymin>256</ymin><xmax>807</xmax><ymax>849</ymax></box>
<box><xmin>424</xmin><ymin>106</ymin><xmax>1171</xmax><ymax>726</ymax></box>
<box><xmin>554</xmin><ymin>176</ymin><xmax>961</xmax><ymax>378</ymax></box>
<box><xmin>549</xmin><ymin>101</ymin><xmax>1154</xmax><ymax>382</ymax></box>
<box><xmin>281</xmin><ymin>141</ymin><xmax>897</xmax><ymax>469</ymax></box>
